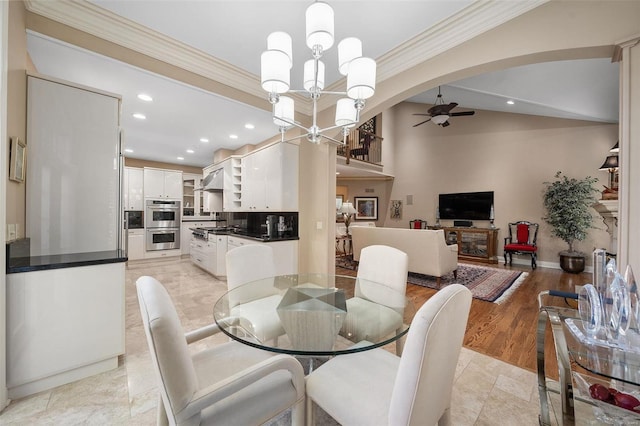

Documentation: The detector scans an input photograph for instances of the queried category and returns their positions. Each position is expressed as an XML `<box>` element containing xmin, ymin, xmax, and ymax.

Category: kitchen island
<box><xmin>6</xmin><ymin>244</ymin><xmax>126</xmax><ymax>399</ymax></box>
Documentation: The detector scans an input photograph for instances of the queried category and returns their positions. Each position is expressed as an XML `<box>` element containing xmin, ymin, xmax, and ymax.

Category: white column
<box><xmin>617</xmin><ymin>35</ymin><xmax>640</xmax><ymax>273</ymax></box>
<box><xmin>0</xmin><ymin>0</ymin><xmax>9</xmax><ymax>410</ymax></box>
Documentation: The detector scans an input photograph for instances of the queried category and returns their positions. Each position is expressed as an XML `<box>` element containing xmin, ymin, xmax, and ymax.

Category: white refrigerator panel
<box><xmin>27</xmin><ymin>76</ymin><xmax>120</xmax><ymax>256</ymax></box>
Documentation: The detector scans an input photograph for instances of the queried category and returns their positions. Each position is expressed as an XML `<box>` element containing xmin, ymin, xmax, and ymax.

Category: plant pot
<box><xmin>559</xmin><ymin>251</ymin><xmax>586</xmax><ymax>274</ymax></box>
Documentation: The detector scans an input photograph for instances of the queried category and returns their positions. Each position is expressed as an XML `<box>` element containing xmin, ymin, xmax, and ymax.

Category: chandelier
<box><xmin>260</xmin><ymin>1</ymin><xmax>376</xmax><ymax>144</ymax></box>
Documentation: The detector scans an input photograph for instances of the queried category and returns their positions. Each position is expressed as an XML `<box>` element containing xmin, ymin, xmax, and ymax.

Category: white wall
<box><xmin>0</xmin><ymin>0</ymin><xmax>9</xmax><ymax>410</ymax></box>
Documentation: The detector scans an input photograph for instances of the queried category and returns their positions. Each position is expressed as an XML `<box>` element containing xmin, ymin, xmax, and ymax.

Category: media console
<box><xmin>430</xmin><ymin>226</ymin><xmax>499</xmax><ymax>264</ymax></box>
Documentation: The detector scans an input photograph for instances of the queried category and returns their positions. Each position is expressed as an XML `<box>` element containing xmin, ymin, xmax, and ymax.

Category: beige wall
<box><xmin>391</xmin><ymin>102</ymin><xmax>615</xmax><ymax>266</ymax></box>
<box><xmin>337</xmin><ymin>103</ymin><xmax>616</xmax><ymax>266</ymax></box>
<box><xmin>5</xmin><ymin>1</ymin><xmax>28</xmax><ymax>238</ymax></box>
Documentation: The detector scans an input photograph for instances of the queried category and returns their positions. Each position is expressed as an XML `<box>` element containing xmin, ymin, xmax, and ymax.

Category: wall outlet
<box><xmin>316</xmin><ymin>221</ymin><xmax>323</xmax><ymax>230</ymax></box>
<box><xmin>7</xmin><ymin>224</ymin><xmax>17</xmax><ymax>241</ymax></box>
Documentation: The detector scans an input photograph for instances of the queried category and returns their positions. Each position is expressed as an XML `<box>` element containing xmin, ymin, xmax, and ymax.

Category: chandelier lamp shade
<box><xmin>260</xmin><ymin>0</ymin><xmax>377</xmax><ymax>144</ymax></box>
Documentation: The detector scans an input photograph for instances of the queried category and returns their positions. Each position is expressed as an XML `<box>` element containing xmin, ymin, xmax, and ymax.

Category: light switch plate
<box><xmin>7</xmin><ymin>224</ymin><xmax>16</xmax><ymax>241</ymax></box>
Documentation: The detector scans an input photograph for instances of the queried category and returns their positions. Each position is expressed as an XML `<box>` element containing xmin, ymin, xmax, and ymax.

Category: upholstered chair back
<box><xmin>516</xmin><ymin>223</ymin><xmax>531</xmax><ymax>244</ymax></box>
<box><xmin>389</xmin><ymin>284</ymin><xmax>472</xmax><ymax>425</ymax></box>
<box><xmin>356</xmin><ymin>245</ymin><xmax>409</xmax><ymax>311</ymax></box>
<box><xmin>136</xmin><ymin>276</ymin><xmax>199</xmax><ymax>424</ymax></box>
<box><xmin>226</xmin><ymin>244</ymin><xmax>277</xmax><ymax>307</ymax></box>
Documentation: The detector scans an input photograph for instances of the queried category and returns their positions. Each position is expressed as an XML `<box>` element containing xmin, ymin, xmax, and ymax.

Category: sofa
<box><xmin>351</xmin><ymin>227</ymin><xmax>458</xmax><ymax>286</ymax></box>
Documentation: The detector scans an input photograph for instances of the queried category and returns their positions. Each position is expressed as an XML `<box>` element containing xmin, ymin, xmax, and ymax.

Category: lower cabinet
<box><xmin>127</xmin><ymin>229</ymin><xmax>145</xmax><ymax>260</ymax></box>
<box><xmin>227</xmin><ymin>235</ymin><xmax>298</xmax><ymax>275</ymax></box>
<box><xmin>190</xmin><ymin>237</ymin><xmax>217</xmax><ymax>275</ymax></box>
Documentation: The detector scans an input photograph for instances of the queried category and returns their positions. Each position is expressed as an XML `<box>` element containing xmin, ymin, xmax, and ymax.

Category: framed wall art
<box><xmin>354</xmin><ymin>196</ymin><xmax>378</xmax><ymax>220</ymax></box>
<box><xmin>390</xmin><ymin>200</ymin><xmax>402</xmax><ymax>220</ymax></box>
<box><xmin>9</xmin><ymin>137</ymin><xmax>26</xmax><ymax>182</ymax></box>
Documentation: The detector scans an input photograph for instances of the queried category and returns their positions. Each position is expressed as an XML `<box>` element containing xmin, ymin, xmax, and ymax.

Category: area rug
<box><xmin>336</xmin><ymin>258</ymin><xmax>528</xmax><ymax>304</ymax></box>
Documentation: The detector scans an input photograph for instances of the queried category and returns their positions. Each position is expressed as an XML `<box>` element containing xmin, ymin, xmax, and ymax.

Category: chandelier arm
<box><xmin>318</xmin><ymin>123</ymin><xmax>351</xmax><ymax>134</ymax></box>
<box><xmin>317</xmin><ymin>90</ymin><xmax>348</xmax><ymax>96</ymax></box>
<box><xmin>320</xmin><ymin>134</ymin><xmax>345</xmax><ymax>146</ymax></box>
<box><xmin>273</xmin><ymin>115</ymin><xmax>309</xmax><ymax>133</ymax></box>
<box><xmin>281</xmin><ymin>134</ymin><xmax>312</xmax><ymax>143</ymax></box>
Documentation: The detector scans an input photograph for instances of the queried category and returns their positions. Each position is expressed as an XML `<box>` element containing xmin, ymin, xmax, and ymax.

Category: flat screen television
<box><xmin>439</xmin><ymin>191</ymin><xmax>494</xmax><ymax>220</ymax></box>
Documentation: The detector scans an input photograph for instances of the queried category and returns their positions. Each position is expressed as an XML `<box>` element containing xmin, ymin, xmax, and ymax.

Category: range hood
<box><xmin>202</xmin><ymin>168</ymin><xmax>223</xmax><ymax>192</ymax></box>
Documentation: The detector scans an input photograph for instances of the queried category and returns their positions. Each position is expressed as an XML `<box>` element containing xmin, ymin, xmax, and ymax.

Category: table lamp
<box><xmin>340</xmin><ymin>202</ymin><xmax>357</xmax><ymax>234</ymax></box>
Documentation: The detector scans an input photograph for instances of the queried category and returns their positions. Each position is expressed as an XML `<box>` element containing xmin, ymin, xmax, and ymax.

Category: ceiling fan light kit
<box><xmin>260</xmin><ymin>0</ymin><xmax>376</xmax><ymax>145</ymax></box>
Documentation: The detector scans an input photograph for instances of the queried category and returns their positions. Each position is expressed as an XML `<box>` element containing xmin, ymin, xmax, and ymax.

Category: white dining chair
<box><xmin>225</xmin><ymin>244</ymin><xmax>285</xmax><ymax>343</ymax></box>
<box><xmin>136</xmin><ymin>276</ymin><xmax>305</xmax><ymax>426</ymax></box>
<box><xmin>340</xmin><ymin>244</ymin><xmax>409</xmax><ymax>354</ymax></box>
<box><xmin>306</xmin><ymin>284</ymin><xmax>472</xmax><ymax>426</ymax></box>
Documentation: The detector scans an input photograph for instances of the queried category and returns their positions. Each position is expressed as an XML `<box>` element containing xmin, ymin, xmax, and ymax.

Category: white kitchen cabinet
<box><xmin>221</xmin><ymin>157</ymin><xmax>242</xmax><ymax>212</ymax></box>
<box><xmin>127</xmin><ymin>229</ymin><xmax>145</xmax><ymax>260</ymax></box>
<box><xmin>215</xmin><ymin>235</ymin><xmax>227</xmax><ymax>277</ymax></box>
<box><xmin>227</xmin><ymin>235</ymin><xmax>298</xmax><ymax>275</ymax></box>
<box><xmin>190</xmin><ymin>236</ymin><xmax>216</xmax><ymax>275</ymax></box>
<box><xmin>202</xmin><ymin>164</ymin><xmax>223</xmax><ymax>213</ymax></box>
<box><xmin>241</xmin><ymin>142</ymin><xmax>298</xmax><ymax>211</ymax></box>
<box><xmin>123</xmin><ymin>167</ymin><xmax>144</xmax><ymax>210</ymax></box>
<box><xmin>180</xmin><ymin>221</ymin><xmax>217</xmax><ymax>255</ymax></box>
<box><xmin>144</xmin><ymin>168</ymin><xmax>183</xmax><ymax>199</ymax></box>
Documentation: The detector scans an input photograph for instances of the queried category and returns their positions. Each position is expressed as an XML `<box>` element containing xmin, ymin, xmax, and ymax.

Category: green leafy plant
<box><xmin>543</xmin><ymin>171</ymin><xmax>599</xmax><ymax>254</ymax></box>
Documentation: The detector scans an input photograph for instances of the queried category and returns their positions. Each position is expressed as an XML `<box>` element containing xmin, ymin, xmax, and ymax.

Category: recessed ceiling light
<box><xmin>124</xmin><ymin>148</ymin><xmax>133</xmax><ymax>153</ymax></box>
<box><xmin>245</xmin><ymin>123</ymin><xmax>255</xmax><ymax>129</ymax></box>
<box><xmin>177</xmin><ymin>157</ymin><xmax>184</xmax><ymax>161</ymax></box>
<box><xmin>200</xmin><ymin>138</ymin><xmax>209</xmax><ymax>143</ymax></box>
<box><xmin>133</xmin><ymin>113</ymin><xmax>146</xmax><ymax>120</ymax></box>
<box><xmin>186</xmin><ymin>149</ymin><xmax>194</xmax><ymax>154</ymax></box>
<box><xmin>229</xmin><ymin>134</ymin><xmax>238</xmax><ymax>139</ymax></box>
<box><xmin>506</xmin><ymin>100</ymin><xmax>515</xmax><ymax>105</ymax></box>
<box><xmin>137</xmin><ymin>93</ymin><xmax>153</xmax><ymax>102</ymax></box>
<box><xmin>336</xmin><ymin>172</ymin><xmax>340</xmax><ymax>175</ymax></box>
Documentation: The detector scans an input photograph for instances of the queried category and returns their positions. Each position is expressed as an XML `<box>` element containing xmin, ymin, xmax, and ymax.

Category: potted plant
<box><xmin>543</xmin><ymin>171</ymin><xmax>599</xmax><ymax>273</ymax></box>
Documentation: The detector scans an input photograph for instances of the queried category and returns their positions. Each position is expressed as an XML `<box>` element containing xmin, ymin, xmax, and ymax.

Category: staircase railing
<box><xmin>336</xmin><ymin>128</ymin><xmax>383</xmax><ymax>165</ymax></box>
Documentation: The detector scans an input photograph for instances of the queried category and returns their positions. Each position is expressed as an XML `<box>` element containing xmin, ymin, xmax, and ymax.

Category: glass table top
<box><xmin>213</xmin><ymin>273</ymin><xmax>415</xmax><ymax>356</ymax></box>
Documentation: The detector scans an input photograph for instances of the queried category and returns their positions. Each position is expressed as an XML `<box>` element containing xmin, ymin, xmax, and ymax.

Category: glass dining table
<box><xmin>213</xmin><ymin>273</ymin><xmax>415</xmax><ymax>362</ymax></box>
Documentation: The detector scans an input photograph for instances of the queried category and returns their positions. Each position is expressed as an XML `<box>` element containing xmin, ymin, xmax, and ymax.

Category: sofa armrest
<box><xmin>448</xmin><ymin>244</ymin><xmax>458</xmax><ymax>253</ymax></box>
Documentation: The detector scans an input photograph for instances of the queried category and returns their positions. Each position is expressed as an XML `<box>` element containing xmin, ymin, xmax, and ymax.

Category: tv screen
<box><xmin>439</xmin><ymin>191</ymin><xmax>494</xmax><ymax>220</ymax></box>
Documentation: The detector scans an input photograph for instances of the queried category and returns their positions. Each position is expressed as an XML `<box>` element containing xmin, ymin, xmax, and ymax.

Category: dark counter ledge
<box><xmin>7</xmin><ymin>250</ymin><xmax>128</xmax><ymax>274</ymax></box>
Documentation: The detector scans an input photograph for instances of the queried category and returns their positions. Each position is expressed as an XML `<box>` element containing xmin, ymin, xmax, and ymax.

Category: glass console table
<box><xmin>537</xmin><ymin>291</ymin><xmax>640</xmax><ymax>425</ymax></box>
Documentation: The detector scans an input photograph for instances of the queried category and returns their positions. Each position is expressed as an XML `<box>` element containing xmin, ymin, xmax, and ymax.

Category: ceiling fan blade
<box><xmin>450</xmin><ymin>111</ymin><xmax>475</xmax><ymax>116</ymax></box>
<box><xmin>412</xmin><ymin>113</ymin><xmax>431</xmax><ymax>116</ymax></box>
<box><xmin>413</xmin><ymin>118</ymin><xmax>432</xmax><ymax>127</ymax></box>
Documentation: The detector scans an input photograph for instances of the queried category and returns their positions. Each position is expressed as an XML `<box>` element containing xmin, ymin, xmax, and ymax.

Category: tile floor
<box><xmin>1</xmin><ymin>258</ymin><xmax>551</xmax><ymax>425</ymax></box>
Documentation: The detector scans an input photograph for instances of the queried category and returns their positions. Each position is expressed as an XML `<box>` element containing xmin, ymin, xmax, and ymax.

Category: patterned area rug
<box><xmin>336</xmin><ymin>258</ymin><xmax>528</xmax><ymax>304</ymax></box>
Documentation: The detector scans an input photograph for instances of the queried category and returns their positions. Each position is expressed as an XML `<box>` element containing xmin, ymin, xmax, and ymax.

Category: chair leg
<box><xmin>306</xmin><ymin>397</ymin><xmax>315</xmax><ymax>426</ymax></box>
<box><xmin>504</xmin><ymin>252</ymin><xmax>508</xmax><ymax>266</ymax></box>
<box><xmin>453</xmin><ymin>269</ymin><xmax>457</xmax><ymax>280</ymax></box>
<box><xmin>157</xmin><ymin>394</ymin><xmax>169</xmax><ymax>426</ymax></box>
<box><xmin>436</xmin><ymin>276</ymin><xmax>442</xmax><ymax>289</ymax></box>
<box><xmin>532</xmin><ymin>253</ymin><xmax>537</xmax><ymax>269</ymax></box>
<box><xmin>291</xmin><ymin>397</ymin><xmax>305</xmax><ymax>426</ymax></box>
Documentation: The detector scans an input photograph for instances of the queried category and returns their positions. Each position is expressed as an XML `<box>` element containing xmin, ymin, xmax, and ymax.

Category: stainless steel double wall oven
<box><xmin>145</xmin><ymin>199</ymin><xmax>180</xmax><ymax>251</ymax></box>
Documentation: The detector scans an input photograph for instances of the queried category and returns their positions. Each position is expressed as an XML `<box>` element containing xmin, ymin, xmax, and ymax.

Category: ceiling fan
<box><xmin>412</xmin><ymin>86</ymin><xmax>475</xmax><ymax>127</ymax></box>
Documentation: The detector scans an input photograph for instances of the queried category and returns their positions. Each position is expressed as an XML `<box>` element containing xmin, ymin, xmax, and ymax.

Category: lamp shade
<box><xmin>347</xmin><ymin>57</ymin><xmax>376</xmax><ymax>100</ymax></box>
<box><xmin>335</xmin><ymin>98</ymin><xmax>357</xmax><ymax>127</ymax></box>
<box><xmin>338</xmin><ymin>37</ymin><xmax>362</xmax><ymax>76</ymax></box>
<box><xmin>610</xmin><ymin>141</ymin><xmax>619</xmax><ymax>153</ymax></box>
<box><xmin>599</xmin><ymin>155</ymin><xmax>619</xmax><ymax>170</ymax></box>
<box><xmin>306</xmin><ymin>1</ymin><xmax>334</xmax><ymax>51</ymax></box>
<box><xmin>261</xmin><ymin>50</ymin><xmax>290</xmax><ymax>94</ymax></box>
<box><xmin>273</xmin><ymin>96</ymin><xmax>294</xmax><ymax>127</ymax></box>
<box><xmin>340</xmin><ymin>201</ymin><xmax>356</xmax><ymax>214</ymax></box>
<box><xmin>303</xmin><ymin>59</ymin><xmax>325</xmax><ymax>92</ymax></box>
<box><xmin>267</xmin><ymin>32</ymin><xmax>292</xmax><ymax>68</ymax></box>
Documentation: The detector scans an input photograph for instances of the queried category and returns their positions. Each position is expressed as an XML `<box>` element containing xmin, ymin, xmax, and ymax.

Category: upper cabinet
<box><xmin>222</xmin><ymin>156</ymin><xmax>243</xmax><ymax>212</ymax></box>
<box><xmin>123</xmin><ymin>167</ymin><xmax>144</xmax><ymax>211</ymax></box>
<box><xmin>144</xmin><ymin>168</ymin><xmax>183</xmax><ymax>200</ymax></box>
<box><xmin>241</xmin><ymin>142</ymin><xmax>298</xmax><ymax>211</ymax></box>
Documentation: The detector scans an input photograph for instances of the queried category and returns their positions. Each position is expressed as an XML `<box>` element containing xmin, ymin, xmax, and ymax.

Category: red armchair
<box><xmin>504</xmin><ymin>221</ymin><xmax>538</xmax><ymax>269</ymax></box>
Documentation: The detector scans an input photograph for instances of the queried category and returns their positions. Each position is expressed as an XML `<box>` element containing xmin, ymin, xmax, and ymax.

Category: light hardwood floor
<box><xmin>338</xmin><ymin>258</ymin><xmax>590</xmax><ymax>378</ymax></box>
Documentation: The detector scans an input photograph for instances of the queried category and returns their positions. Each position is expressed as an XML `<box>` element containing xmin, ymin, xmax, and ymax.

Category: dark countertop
<box><xmin>7</xmin><ymin>250</ymin><xmax>128</xmax><ymax>274</ymax></box>
<box><xmin>223</xmin><ymin>230</ymin><xmax>299</xmax><ymax>243</ymax></box>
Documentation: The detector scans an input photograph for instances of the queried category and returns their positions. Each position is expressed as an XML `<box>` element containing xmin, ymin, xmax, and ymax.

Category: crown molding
<box><xmin>25</xmin><ymin>0</ymin><xmax>546</xmax><ymax>117</ymax></box>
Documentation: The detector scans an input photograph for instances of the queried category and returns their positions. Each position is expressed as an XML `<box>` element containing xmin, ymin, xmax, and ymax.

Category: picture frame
<box><xmin>9</xmin><ymin>137</ymin><xmax>26</xmax><ymax>182</ymax></box>
<box><xmin>390</xmin><ymin>200</ymin><xmax>402</xmax><ymax>220</ymax></box>
<box><xmin>354</xmin><ymin>196</ymin><xmax>378</xmax><ymax>220</ymax></box>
